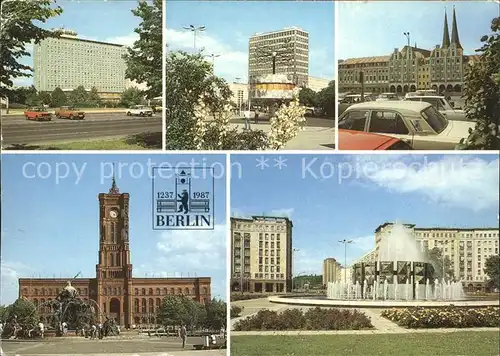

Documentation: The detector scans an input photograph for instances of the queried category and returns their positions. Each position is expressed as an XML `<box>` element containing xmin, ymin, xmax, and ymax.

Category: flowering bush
<box><xmin>233</xmin><ymin>307</ymin><xmax>373</xmax><ymax>331</ymax></box>
<box><xmin>381</xmin><ymin>306</ymin><xmax>500</xmax><ymax>328</ymax></box>
<box><xmin>268</xmin><ymin>93</ymin><xmax>307</xmax><ymax>150</ymax></box>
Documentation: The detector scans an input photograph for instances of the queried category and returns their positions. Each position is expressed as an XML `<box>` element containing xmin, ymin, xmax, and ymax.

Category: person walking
<box><xmin>254</xmin><ymin>108</ymin><xmax>260</xmax><ymax>124</ymax></box>
<box><xmin>179</xmin><ymin>324</ymin><xmax>187</xmax><ymax>349</ymax></box>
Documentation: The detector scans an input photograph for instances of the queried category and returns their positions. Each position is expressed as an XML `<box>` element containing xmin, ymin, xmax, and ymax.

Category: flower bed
<box><xmin>233</xmin><ymin>307</ymin><xmax>373</xmax><ymax>331</ymax></box>
<box><xmin>381</xmin><ymin>306</ymin><xmax>500</xmax><ymax>328</ymax></box>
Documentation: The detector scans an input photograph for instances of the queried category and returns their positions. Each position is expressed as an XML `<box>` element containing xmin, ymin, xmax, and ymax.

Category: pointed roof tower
<box><xmin>450</xmin><ymin>6</ymin><xmax>462</xmax><ymax>49</ymax></box>
<box><xmin>441</xmin><ymin>9</ymin><xmax>450</xmax><ymax>48</ymax></box>
<box><xmin>109</xmin><ymin>163</ymin><xmax>120</xmax><ymax>194</ymax></box>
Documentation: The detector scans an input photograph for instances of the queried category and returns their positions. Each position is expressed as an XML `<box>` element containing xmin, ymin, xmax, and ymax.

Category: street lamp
<box><xmin>338</xmin><ymin>240</ymin><xmax>353</xmax><ymax>283</ymax></box>
<box><xmin>204</xmin><ymin>53</ymin><xmax>220</xmax><ymax>67</ymax></box>
<box><xmin>403</xmin><ymin>32</ymin><xmax>411</xmax><ymax>93</ymax></box>
<box><xmin>292</xmin><ymin>248</ymin><xmax>300</xmax><ymax>292</ymax></box>
<box><xmin>183</xmin><ymin>24</ymin><xmax>205</xmax><ymax>50</ymax></box>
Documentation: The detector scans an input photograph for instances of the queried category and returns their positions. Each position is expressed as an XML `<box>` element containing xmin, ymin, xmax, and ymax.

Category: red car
<box><xmin>338</xmin><ymin>129</ymin><xmax>413</xmax><ymax>150</ymax></box>
<box><xmin>24</xmin><ymin>107</ymin><xmax>52</xmax><ymax>121</ymax></box>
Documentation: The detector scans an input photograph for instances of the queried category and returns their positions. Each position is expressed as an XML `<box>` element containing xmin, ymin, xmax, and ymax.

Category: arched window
<box><xmin>202</xmin><ymin>287</ymin><xmax>208</xmax><ymax>295</ymax></box>
<box><xmin>163</xmin><ymin>288</ymin><xmax>168</xmax><ymax>295</ymax></box>
<box><xmin>110</xmin><ymin>253</ymin><xmax>115</xmax><ymax>266</ymax></box>
<box><xmin>141</xmin><ymin>298</ymin><xmax>147</xmax><ymax>313</ymax></box>
<box><xmin>116</xmin><ymin>253</ymin><xmax>121</xmax><ymax>266</ymax></box>
<box><xmin>149</xmin><ymin>288</ymin><xmax>153</xmax><ymax>295</ymax></box>
<box><xmin>135</xmin><ymin>288</ymin><xmax>139</xmax><ymax>295</ymax></box>
<box><xmin>103</xmin><ymin>302</ymin><xmax>107</xmax><ymax>313</ymax></box>
<box><xmin>177</xmin><ymin>288</ymin><xmax>182</xmax><ymax>294</ymax></box>
<box><xmin>156</xmin><ymin>288</ymin><xmax>160</xmax><ymax>295</ymax></box>
<box><xmin>149</xmin><ymin>298</ymin><xmax>154</xmax><ymax>313</ymax></box>
<box><xmin>170</xmin><ymin>288</ymin><xmax>175</xmax><ymax>295</ymax></box>
<box><xmin>155</xmin><ymin>298</ymin><xmax>161</xmax><ymax>308</ymax></box>
<box><xmin>34</xmin><ymin>288</ymin><xmax>39</xmax><ymax>296</ymax></box>
<box><xmin>134</xmin><ymin>299</ymin><xmax>139</xmax><ymax>313</ymax></box>
<box><xmin>141</xmin><ymin>288</ymin><xmax>146</xmax><ymax>295</ymax></box>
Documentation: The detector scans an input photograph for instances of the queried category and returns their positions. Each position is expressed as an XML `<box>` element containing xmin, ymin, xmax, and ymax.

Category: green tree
<box><xmin>317</xmin><ymin>80</ymin><xmax>336</xmax><ymax>118</ymax></box>
<box><xmin>38</xmin><ymin>91</ymin><xmax>51</xmax><ymax>106</ymax></box>
<box><xmin>0</xmin><ymin>1</ymin><xmax>63</xmax><ymax>98</ymax></box>
<box><xmin>428</xmin><ymin>247</ymin><xmax>454</xmax><ymax>280</ymax></box>
<box><xmin>50</xmin><ymin>87</ymin><xmax>67</xmax><ymax>107</ymax></box>
<box><xmin>120</xmin><ymin>87</ymin><xmax>145</xmax><ymax>108</ymax></box>
<box><xmin>458</xmin><ymin>17</ymin><xmax>500</xmax><ymax>150</ymax></box>
<box><xmin>123</xmin><ymin>0</ymin><xmax>162</xmax><ymax>99</ymax></box>
<box><xmin>1</xmin><ymin>298</ymin><xmax>39</xmax><ymax>337</ymax></box>
<box><xmin>0</xmin><ymin>304</ymin><xmax>7</xmax><ymax>321</ymax></box>
<box><xmin>24</xmin><ymin>85</ymin><xmax>39</xmax><ymax>106</ymax></box>
<box><xmin>484</xmin><ymin>254</ymin><xmax>500</xmax><ymax>289</ymax></box>
<box><xmin>292</xmin><ymin>274</ymin><xmax>323</xmax><ymax>289</ymax></box>
<box><xmin>204</xmin><ymin>298</ymin><xmax>226</xmax><ymax>330</ymax></box>
<box><xmin>88</xmin><ymin>86</ymin><xmax>101</xmax><ymax>107</ymax></box>
<box><xmin>298</xmin><ymin>87</ymin><xmax>318</xmax><ymax>107</ymax></box>
<box><xmin>68</xmin><ymin>86</ymin><xmax>89</xmax><ymax>107</ymax></box>
<box><xmin>157</xmin><ymin>295</ymin><xmax>206</xmax><ymax>330</ymax></box>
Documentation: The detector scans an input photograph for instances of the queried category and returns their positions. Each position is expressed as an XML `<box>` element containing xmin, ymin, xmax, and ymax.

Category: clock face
<box><xmin>109</xmin><ymin>210</ymin><xmax>118</xmax><ymax>218</ymax></box>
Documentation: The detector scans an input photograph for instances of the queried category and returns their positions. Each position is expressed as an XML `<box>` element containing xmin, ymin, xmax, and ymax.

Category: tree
<box><xmin>268</xmin><ymin>92</ymin><xmax>306</xmax><ymax>150</ymax></box>
<box><xmin>25</xmin><ymin>85</ymin><xmax>39</xmax><ymax>106</ymax></box>
<box><xmin>428</xmin><ymin>247</ymin><xmax>454</xmax><ymax>280</ymax></box>
<box><xmin>1</xmin><ymin>298</ymin><xmax>38</xmax><ymax>337</ymax></box>
<box><xmin>68</xmin><ymin>86</ymin><xmax>89</xmax><ymax>107</ymax></box>
<box><xmin>317</xmin><ymin>80</ymin><xmax>336</xmax><ymax>118</ymax></box>
<box><xmin>298</xmin><ymin>87</ymin><xmax>318</xmax><ymax>107</ymax></box>
<box><xmin>120</xmin><ymin>87</ymin><xmax>145</xmax><ymax>108</ymax></box>
<box><xmin>123</xmin><ymin>0</ymin><xmax>162</xmax><ymax>100</ymax></box>
<box><xmin>157</xmin><ymin>295</ymin><xmax>206</xmax><ymax>330</ymax></box>
<box><xmin>50</xmin><ymin>87</ymin><xmax>67</xmax><ymax>107</ymax></box>
<box><xmin>38</xmin><ymin>91</ymin><xmax>51</xmax><ymax>106</ymax></box>
<box><xmin>457</xmin><ymin>17</ymin><xmax>500</xmax><ymax>150</ymax></box>
<box><xmin>204</xmin><ymin>298</ymin><xmax>226</xmax><ymax>330</ymax></box>
<box><xmin>87</xmin><ymin>86</ymin><xmax>101</xmax><ymax>107</ymax></box>
<box><xmin>484</xmin><ymin>254</ymin><xmax>500</xmax><ymax>289</ymax></box>
<box><xmin>0</xmin><ymin>1</ymin><xmax>63</xmax><ymax>98</ymax></box>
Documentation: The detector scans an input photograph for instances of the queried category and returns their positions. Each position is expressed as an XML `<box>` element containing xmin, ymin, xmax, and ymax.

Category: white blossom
<box><xmin>267</xmin><ymin>94</ymin><xmax>306</xmax><ymax>150</ymax></box>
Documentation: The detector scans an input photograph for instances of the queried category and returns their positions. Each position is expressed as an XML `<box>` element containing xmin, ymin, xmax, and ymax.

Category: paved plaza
<box><xmin>0</xmin><ymin>336</ymin><xmax>226</xmax><ymax>356</ymax></box>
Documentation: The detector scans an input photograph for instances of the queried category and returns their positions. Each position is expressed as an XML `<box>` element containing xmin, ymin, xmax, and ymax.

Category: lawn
<box><xmin>38</xmin><ymin>138</ymin><xmax>151</xmax><ymax>150</ymax></box>
<box><xmin>231</xmin><ymin>331</ymin><xmax>500</xmax><ymax>356</ymax></box>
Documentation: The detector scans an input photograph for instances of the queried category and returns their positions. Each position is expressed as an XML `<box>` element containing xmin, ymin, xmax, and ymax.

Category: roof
<box><xmin>344</xmin><ymin>100</ymin><xmax>432</xmax><ymax>114</ymax></box>
<box><xmin>338</xmin><ymin>129</ymin><xmax>402</xmax><ymax>150</ymax></box>
<box><xmin>339</xmin><ymin>56</ymin><xmax>390</xmax><ymax>65</ymax></box>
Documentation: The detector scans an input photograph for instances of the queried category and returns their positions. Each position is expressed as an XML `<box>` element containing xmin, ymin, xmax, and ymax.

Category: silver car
<box><xmin>338</xmin><ymin>101</ymin><xmax>474</xmax><ymax>150</ymax></box>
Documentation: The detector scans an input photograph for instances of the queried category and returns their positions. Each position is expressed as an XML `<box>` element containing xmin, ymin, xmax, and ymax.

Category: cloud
<box><xmin>105</xmin><ymin>33</ymin><xmax>139</xmax><ymax>47</ymax></box>
<box><xmin>269</xmin><ymin>208</ymin><xmax>294</xmax><ymax>218</ymax></box>
<box><xmin>1</xmin><ymin>261</ymin><xmax>32</xmax><ymax>305</ymax></box>
<box><xmin>165</xmin><ymin>28</ymin><xmax>248</xmax><ymax>83</ymax></box>
<box><xmin>155</xmin><ymin>224</ymin><xmax>227</xmax><ymax>272</ymax></box>
<box><xmin>294</xmin><ymin>249</ymin><xmax>323</xmax><ymax>275</ymax></box>
<box><xmin>347</xmin><ymin>155</ymin><xmax>499</xmax><ymax>211</ymax></box>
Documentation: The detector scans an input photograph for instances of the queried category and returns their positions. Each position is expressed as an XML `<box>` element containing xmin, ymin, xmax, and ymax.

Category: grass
<box><xmin>231</xmin><ymin>331</ymin><xmax>500</xmax><ymax>356</ymax></box>
<box><xmin>38</xmin><ymin>138</ymin><xmax>151</xmax><ymax>150</ymax></box>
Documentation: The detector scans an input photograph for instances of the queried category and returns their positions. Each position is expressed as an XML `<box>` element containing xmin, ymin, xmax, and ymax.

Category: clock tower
<box><xmin>96</xmin><ymin>175</ymin><xmax>133</xmax><ymax>326</ymax></box>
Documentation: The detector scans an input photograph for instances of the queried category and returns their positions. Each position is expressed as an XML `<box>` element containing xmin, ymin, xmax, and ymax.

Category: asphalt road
<box><xmin>1</xmin><ymin>113</ymin><xmax>162</xmax><ymax>146</ymax></box>
<box><xmin>0</xmin><ymin>336</ymin><xmax>223</xmax><ymax>355</ymax></box>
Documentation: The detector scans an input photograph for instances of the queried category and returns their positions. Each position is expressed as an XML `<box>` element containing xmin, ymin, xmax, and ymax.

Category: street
<box><xmin>0</xmin><ymin>336</ymin><xmax>226</xmax><ymax>355</ymax></box>
<box><xmin>1</xmin><ymin>113</ymin><xmax>162</xmax><ymax>146</ymax></box>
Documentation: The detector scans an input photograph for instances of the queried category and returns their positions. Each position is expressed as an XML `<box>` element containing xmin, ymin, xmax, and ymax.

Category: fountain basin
<box><xmin>268</xmin><ymin>295</ymin><xmax>500</xmax><ymax>308</ymax></box>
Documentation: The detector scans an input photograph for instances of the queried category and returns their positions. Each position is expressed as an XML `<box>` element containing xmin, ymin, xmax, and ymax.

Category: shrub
<box><xmin>381</xmin><ymin>306</ymin><xmax>500</xmax><ymax>329</ymax></box>
<box><xmin>230</xmin><ymin>293</ymin><xmax>268</xmax><ymax>302</ymax></box>
<box><xmin>233</xmin><ymin>307</ymin><xmax>373</xmax><ymax>331</ymax></box>
<box><xmin>230</xmin><ymin>305</ymin><xmax>244</xmax><ymax>319</ymax></box>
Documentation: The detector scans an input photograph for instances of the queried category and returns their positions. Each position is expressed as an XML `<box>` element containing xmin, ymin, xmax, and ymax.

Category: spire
<box><xmin>109</xmin><ymin>163</ymin><xmax>120</xmax><ymax>194</ymax></box>
<box><xmin>441</xmin><ymin>9</ymin><xmax>450</xmax><ymax>48</ymax></box>
<box><xmin>450</xmin><ymin>6</ymin><xmax>462</xmax><ymax>49</ymax></box>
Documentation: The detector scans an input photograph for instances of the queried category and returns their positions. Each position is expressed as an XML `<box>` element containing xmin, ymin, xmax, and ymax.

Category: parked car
<box><xmin>338</xmin><ymin>94</ymin><xmax>373</xmax><ymax>116</ymax></box>
<box><xmin>337</xmin><ymin>101</ymin><xmax>474</xmax><ymax>150</ymax></box>
<box><xmin>24</xmin><ymin>107</ymin><xmax>52</xmax><ymax>121</ymax></box>
<box><xmin>338</xmin><ymin>129</ymin><xmax>413</xmax><ymax>150</ymax></box>
<box><xmin>376</xmin><ymin>92</ymin><xmax>399</xmax><ymax>101</ymax></box>
<box><xmin>55</xmin><ymin>106</ymin><xmax>85</xmax><ymax>120</ymax></box>
<box><xmin>126</xmin><ymin>105</ymin><xmax>154</xmax><ymax>116</ymax></box>
<box><xmin>403</xmin><ymin>95</ymin><xmax>467</xmax><ymax>121</ymax></box>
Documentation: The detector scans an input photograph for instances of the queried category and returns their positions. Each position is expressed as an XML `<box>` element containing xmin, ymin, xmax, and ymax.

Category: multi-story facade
<box><xmin>322</xmin><ymin>258</ymin><xmax>341</xmax><ymax>285</ymax></box>
<box><xmin>33</xmin><ymin>29</ymin><xmax>128</xmax><ymax>99</ymax></box>
<box><xmin>372</xmin><ymin>222</ymin><xmax>499</xmax><ymax>291</ymax></box>
<box><xmin>228</xmin><ymin>82</ymin><xmax>249</xmax><ymax>109</ymax></box>
<box><xmin>307</xmin><ymin>76</ymin><xmax>331</xmax><ymax>92</ymax></box>
<box><xmin>231</xmin><ymin>216</ymin><xmax>293</xmax><ymax>293</ymax></box>
<box><xmin>338</xmin><ymin>8</ymin><xmax>479</xmax><ymax>95</ymax></box>
<box><xmin>248</xmin><ymin>27</ymin><xmax>309</xmax><ymax>87</ymax></box>
<box><xmin>19</xmin><ymin>178</ymin><xmax>211</xmax><ymax>327</ymax></box>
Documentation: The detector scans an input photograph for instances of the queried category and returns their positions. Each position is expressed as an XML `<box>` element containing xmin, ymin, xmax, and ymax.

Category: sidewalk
<box><xmin>230</xmin><ymin>123</ymin><xmax>335</xmax><ymax>150</ymax></box>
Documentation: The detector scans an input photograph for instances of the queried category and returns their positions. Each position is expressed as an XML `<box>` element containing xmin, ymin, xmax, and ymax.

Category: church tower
<box><xmin>96</xmin><ymin>173</ymin><xmax>133</xmax><ymax>326</ymax></box>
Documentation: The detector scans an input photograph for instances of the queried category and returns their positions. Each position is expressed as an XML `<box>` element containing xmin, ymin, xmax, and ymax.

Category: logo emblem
<box><xmin>152</xmin><ymin>166</ymin><xmax>214</xmax><ymax>230</ymax></box>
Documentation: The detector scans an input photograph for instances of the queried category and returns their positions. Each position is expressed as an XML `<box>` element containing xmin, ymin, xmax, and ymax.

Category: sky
<box><xmin>165</xmin><ymin>0</ymin><xmax>335</xmax><ymax>83</ymax></box>
<box><xmin>11</xmin><ymin>0</ymin><xmax>143</xmax><ymax>87</ymax></box>
<box><xmin>230</xmin><ymin>154</ymin><xmax>499</xmax><ymax>275</ymax></box>
<box><xmin>338</xmin><ymin>1</ymin><xmax>500</xmax><ymax>59</ymax></box>
<box><xmin>1</xmin><ymin>154</ymin><xmax>227</xmax><ymax>305</ymax></box>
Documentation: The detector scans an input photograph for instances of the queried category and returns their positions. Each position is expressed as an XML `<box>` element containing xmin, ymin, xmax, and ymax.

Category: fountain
<box><xmin>326</xmin><ymin>224</ymin><xmax>464</xmax><ymax>302</ymax></box>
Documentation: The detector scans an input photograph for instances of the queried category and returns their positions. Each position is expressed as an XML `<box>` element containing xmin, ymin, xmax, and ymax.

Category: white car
<box><xmin>404</xmin><ymin>95</ymin><xmax>467</xmax><ymax>122</ymax></box>
<box><xmin>376</xmin><ymin>93</ymin><xmax>400</xmax><ymax>101</ymax></box>
<box><xmin>338</xmin><ymin>101</ymin><xmax>474</xmax><ymax>150</ymax></box>
<box><xmin>126</xmin><ymin>105</ymin><xmax>153</xmax><ymax>117</ymax></box>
